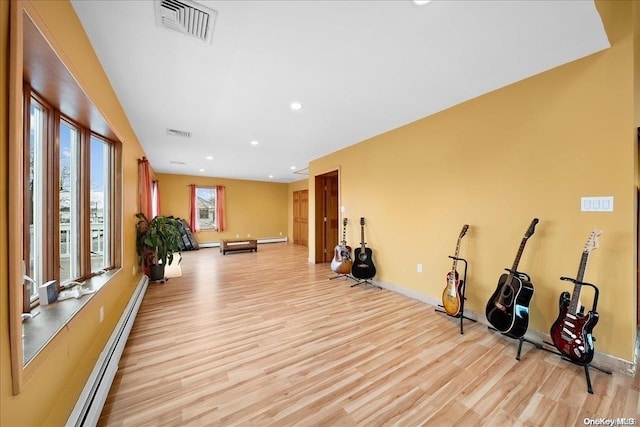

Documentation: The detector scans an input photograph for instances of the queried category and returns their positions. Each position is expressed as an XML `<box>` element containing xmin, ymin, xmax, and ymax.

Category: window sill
<box><xmin>21</xmin><ymin>269</ymin><xmax>120</xmax><ymax>366</ymax></box>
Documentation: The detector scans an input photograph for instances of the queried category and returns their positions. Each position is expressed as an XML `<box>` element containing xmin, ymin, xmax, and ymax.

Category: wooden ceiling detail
<box><xmin>22</xmin><ymin>14</ymin><xmax>117</xmax><ymax>141</ymax></box>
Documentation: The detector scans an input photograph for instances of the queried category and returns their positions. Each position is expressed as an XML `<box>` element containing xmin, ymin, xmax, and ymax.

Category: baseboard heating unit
<box><xmin>66</xmin><ymin>275</ymin><xmax>149</xmax><ymax>427</ymax></box>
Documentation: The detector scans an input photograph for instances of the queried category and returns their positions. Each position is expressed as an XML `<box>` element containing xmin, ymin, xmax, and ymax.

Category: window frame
<box><xmin>9</xmin><ymin>4</ymin><xmax>125</xmax><ymax>395</ymax></box>
<box><xmin>194</xmin><ymin>185</ymin><xmax>217</xmax><ymax>231</ymax></box>
<box><xmin>23</xmin><ymin>90</ymin><xmax>118</xmax><ymax>299</ymax></box>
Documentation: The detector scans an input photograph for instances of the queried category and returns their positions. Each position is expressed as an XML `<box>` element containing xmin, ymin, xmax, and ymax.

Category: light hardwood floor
<box><xmin>99</xmin><ymin>243</ymin><xmax>639</xmax><ymax>426</ymax></box>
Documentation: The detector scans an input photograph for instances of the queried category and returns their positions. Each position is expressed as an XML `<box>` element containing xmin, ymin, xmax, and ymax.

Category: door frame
<box><xmin>314</xmin><ymin>170</ymin><xmax>339</xmax><ymax>263</ymax></box>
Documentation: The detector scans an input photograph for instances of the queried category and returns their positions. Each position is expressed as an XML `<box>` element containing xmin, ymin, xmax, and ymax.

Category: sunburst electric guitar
<box><xmin>550</xmin><ymin>229</ymin><xmax>602</xmax><ymax>364</ymax></box>
<box><xmin>331</xmin><ymin>218</ymin><xmax>353</xmax><ymax>275</ymax></box>
<box><xmin>442</xmin><ymin>224</ymin><xmax>469</xmax><ymax>316</ymax></box>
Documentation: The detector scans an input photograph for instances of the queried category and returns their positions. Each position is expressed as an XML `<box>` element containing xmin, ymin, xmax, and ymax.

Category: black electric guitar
<box><xmin>550</xmin><ymin>229</ymin><xmax>602</xmax><ymax>364</ymax></box>
<box><xmin>351</xmin><ymin>217</ymin><xmax>376</xmax><ymax>279</ymax></box>
<box><xmin>485</xmin><ymin>218</ymin><xmax>539</xmax><ymax>338</ymax></box>
<box><xmin>442</xmin><ymin>224</ymin><xmax>469</xmax><ymax>316</ymax></box>
<box><xmin>331</xmin><ymin>218</ymin><xmax>353</xmax><ymax>275</ymax></box>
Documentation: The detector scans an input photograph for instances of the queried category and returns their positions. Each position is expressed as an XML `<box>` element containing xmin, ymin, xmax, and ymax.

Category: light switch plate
<box><xmin>581</xmin><ymin>196</ymin><xmax>614</xmax><ymax>212</ymax></box>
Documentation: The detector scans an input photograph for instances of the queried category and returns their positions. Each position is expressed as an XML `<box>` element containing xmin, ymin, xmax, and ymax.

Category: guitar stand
<box><xmin>435</xmin><ymin>256</ymin><xmax>476</xmax><ymax>334</ymax></box>
<box><xmin>351</xmin><ymin>278</ymin><xmax>381</xmax><ymax>289</ymax></box>
<box><xmin>487</xmin><ymin>326</ymin><xmax>544</xmax><ymax>360</ymax></box>
<box><xmin>329</xmin><ymin>273</ymin><xmax>358</xmax><ymax>282</ymax></box>
<box><xmin>542</xmin><ymin>279</ymin><xmax>611</xmax><ymax>394</ymax></box>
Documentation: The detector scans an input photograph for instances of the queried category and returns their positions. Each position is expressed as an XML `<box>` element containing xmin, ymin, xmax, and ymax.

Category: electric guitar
<box><xmin>331</xmin><ymin>218</ymin><xmax>353</xmax><ymax>275</ymax></box>
<box><xmin>485</xmin><ymin>218</ymin><xmax>539</xmax><ymax>338</ymax></box>
<box><xmin>442</xmin><ymin>224</ymin><xmax>469</xmax><ymax>316</ymax></box>
<box><xmin>550</xmin><ymin>229</ymin><xmax>602</xmax><ymax>364</ymax></box>
<box><xmin>351</xmin><ymin>217</ymin><xmax>376</xmax><ymax>279</ymax></box>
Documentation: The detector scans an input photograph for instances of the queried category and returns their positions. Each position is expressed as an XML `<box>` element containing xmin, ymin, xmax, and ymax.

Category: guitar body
<box><xmin>331</xmin><ymin>244</ymin><xmax>353</xmax><ymax>274</ymax></box>
<box><xmin>442</xmin><ymin>271</ymin><xmax>464</xmax><ymax>316</ymax></box>
<box><xmin>352</xmin><ymin>247</ymin><xmax>376</xmax><ymax>279</ymax></box>
<box><xmin>550</xmin><ymin>291</ymin><xmax>599</xmax><ymax>364</ymax></box>
<box><xmin>485</xmin><ymin>273</ymin><xmax>534</xmax><ymax>338</ymax></box>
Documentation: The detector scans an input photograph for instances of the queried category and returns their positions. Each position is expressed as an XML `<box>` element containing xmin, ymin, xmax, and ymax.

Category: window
<box><xmin>24</xmin><ymin>92</ymin><xmax>117</xmax><ymax>301</ymax></box>
<box><xmin>59</xmin><ymin>120</ymin><xmax>81</xmax><ymax>282</ymax></box>
<box><xmin>24</xmin><ymin>99</ymin><xmax>47</xmax><ymax>303</ymax></box>
<box><xmin>90</xmin><ymin>135</ymin><xmax>111</xmax><ymax>273</ymax></box>
<box><xmin>195</xmin><ymin>186</ymin><xmax>216</xmax><ymax>230</ymax></box>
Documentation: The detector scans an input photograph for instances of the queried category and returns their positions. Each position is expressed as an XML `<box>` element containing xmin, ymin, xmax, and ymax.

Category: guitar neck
<box><xmin>451</xmin><ymin>238</ymin><xmax>462</xmax><ymax>271</ymax></box>
<box><xmin>509</xmin><ymin>236</ymin><xmax>529</xmax><ymax>277</ymax></box>
<box><xmin>360</xmin><ymin>225</ymin><xmax>366</xmax><ymax>249</ymax></box>
<box><xmin>568</xmin><ymin>251</ymin><xmax>590</xmax><ymax>315</ymax></box>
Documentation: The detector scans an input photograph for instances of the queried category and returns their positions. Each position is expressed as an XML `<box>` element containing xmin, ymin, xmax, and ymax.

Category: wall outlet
<box><xmin>235</xmin><ymin>233</ymin><xmax>239</xmax><ymax>238</ymax></box>
<box><xmin>99</xmin><ymin>306</ymin><xmax>104</xmax><ymax>323</ymax></box>
<box><xmin>279</xmin><ymin>231</ymin><xmax>282</xmax><ymax>236</ymax></box>
<box><xmin>247</xmin><ymin>233</ymin><xmax>251</xmax><ymax>237</ymax></box>
<box><xmin>417</xmin><ymin>263</ymin><xmax>423</xmax><ymax>273</ymax></box>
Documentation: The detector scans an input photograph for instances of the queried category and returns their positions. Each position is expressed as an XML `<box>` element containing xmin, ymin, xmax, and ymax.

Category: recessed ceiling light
<box><xmin>205</xmin><ymin>156</ymin><xmax>213</xmax><ymax>160</ymax></box>
<box><xmin>199</xmin><ymin>168</ymin><xmax>205</xmax><ymax>172</ymax></box>
<box><xmin>290</xmin><ymin>102</ymin><xmax>303</xmax><ymax>111</ymax></box>
<box><xmin>290</xmin><ymin>166</ymin><xmax>296</xmax><ymax>170</ymax></box>
<box><xmin>250</xmin><ymin>140</ymin><xmax>259</xmax><ymax>146</ymax></box>
<box><xmin>414</xmin><ymin>0</ymin><xmax>431</xmax><ymax>5</ymax></box>
<box><xmin>268</xmin><ymin>175</ymin><xmax>274</xmax><ymax>179</ymax></box>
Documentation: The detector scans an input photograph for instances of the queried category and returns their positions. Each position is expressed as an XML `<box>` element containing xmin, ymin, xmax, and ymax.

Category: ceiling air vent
<box><xmin>166</xmin><ymin>128</ymin><xmax>192</xmax><ymax>138</ymax></box>
<box><xmin>154</xmin><ymin>0</ymin><xmax>217</xmax><ymax>44</ymax></box>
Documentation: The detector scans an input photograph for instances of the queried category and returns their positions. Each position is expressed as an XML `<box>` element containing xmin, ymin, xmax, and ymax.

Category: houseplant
<box><xmin>135</xmin><ymin>213</ymin><xmax>182</xmax><ymax>281</ymax></box>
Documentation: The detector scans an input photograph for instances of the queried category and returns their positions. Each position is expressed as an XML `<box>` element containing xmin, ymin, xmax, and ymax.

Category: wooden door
<box><xmin>314</xmin><ymin>171</ymin><xmax>339</xmax><ymax>263</ymax></box>
<box><xmin>293</xmin><ymin>190</ymin><xmax>308</xmax><ymax>247</ymax></box>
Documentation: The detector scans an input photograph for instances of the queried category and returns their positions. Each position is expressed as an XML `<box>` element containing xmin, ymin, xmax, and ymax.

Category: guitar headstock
<box><xmin>525</xmin><ymin>218</ymin><xmax>539</xmax><ymax>238</ymax></box>
<box><xmin>459</xmin><ymin>224</ymin><xmax>469</xmax><ymax>238</ymax></box>
<box><xmin>360</xmin><ymin>217</ymin><xmax>365</xmax><ymax>226</ymax></box>
<box><xmin>584</xmin><ymin>228</ymin><xmax>603</xmax><ymax>253</ymax></box>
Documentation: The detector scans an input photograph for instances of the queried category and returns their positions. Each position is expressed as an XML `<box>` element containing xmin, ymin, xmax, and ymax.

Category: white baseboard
<box><xmin>199</xmin><ymin>237</ymin><xmax>288</xmax><ymax>248</ymax></box>
<box><xmin>67</xmin><ymin>275</ymin><xmax>149</xmax><ymax>426</ymax></box>
<box><xmin>374</xmin><ymin>279</ymin><xmax>635</xmax><ymax>376</ymax></box>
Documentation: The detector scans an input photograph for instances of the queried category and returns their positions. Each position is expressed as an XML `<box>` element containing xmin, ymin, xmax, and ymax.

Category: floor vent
<box><xmin>66</xmin><ymin>276</ymin><xmax>149</xmax><ymax>427</ymax></box>
<box><xmin>155</xmin><ymin>0</ymin><xmax>217</xmax><ymax>44</ymax></box>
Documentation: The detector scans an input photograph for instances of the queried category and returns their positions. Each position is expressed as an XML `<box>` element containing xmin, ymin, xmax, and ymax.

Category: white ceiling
<box><xmin>71</xmin><ymin>0</ymin><xmax>609</xmax><ymax>183</ymax></box>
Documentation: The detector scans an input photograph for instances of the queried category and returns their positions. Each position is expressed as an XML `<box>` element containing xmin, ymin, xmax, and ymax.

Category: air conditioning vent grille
<box><xmin>155</xmin><ymin>0</ymin><xmax>217</xmax><ymax>43</ymax></box>
<box><xmin>167</xmin><ymin>128</ymin><xmax>192</xmax><ymax>138</ymax></box>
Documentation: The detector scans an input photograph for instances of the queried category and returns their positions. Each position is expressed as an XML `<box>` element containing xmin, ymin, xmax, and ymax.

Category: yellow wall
<box><xmin>309</xmin><ymin>0</ymin><xmax>637</xmax><ymax>361</ymax></box>
<box><xmin>2</xmin><ymin>1</ymin><xmax>148</xmax><ymax>425</ymax></box>
<box><xmin>157</xmin><ymin>173</ymin><xmax>289</xmax><ymax>243</ymax></box>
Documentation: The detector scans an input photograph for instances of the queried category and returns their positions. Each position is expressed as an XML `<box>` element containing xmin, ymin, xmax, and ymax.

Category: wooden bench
<box><xmin>220</xmin><ymin>239</ymin><xmax>258</xmax><ymax>255</ymax></box>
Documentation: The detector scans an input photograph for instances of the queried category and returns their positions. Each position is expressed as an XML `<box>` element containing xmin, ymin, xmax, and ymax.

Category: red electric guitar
<box><xmin>550</xmin><ymin>229</ymin><xmax>602</xmax><ymax>364</ymax></box>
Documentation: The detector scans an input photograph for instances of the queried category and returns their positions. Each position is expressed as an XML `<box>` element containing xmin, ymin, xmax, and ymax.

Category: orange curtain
<box><xmin>138</xmin><ymin>157</ymin><xmax>152</xmax><ymax>219</ymax></box>
<box><xmin>215</xmin><ymin>186</ymin><xmax>226</xmax><ymax>232</ymax></box>
<box><xmin>189</xmin><ymin>184</ymin><xmax>199</xmax><ymax>232</ymax></box>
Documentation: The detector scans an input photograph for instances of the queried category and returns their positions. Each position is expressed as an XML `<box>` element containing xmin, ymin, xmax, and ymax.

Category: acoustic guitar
<box><xmin>485</xmin><ymin>218</ymin><xmax>539</xmax><ymax>338</ymax></box>
<box><xmin>442</xmin><ymin>224</ymin><xmax>469</xmax><ymax>316</ymax></box>
<box><xmin>331</xmin><ymin>218</ymin><xmax>353</xmax><ymax>275</ymax></box>
<box><xmin>351</xmin><ymin>217</ymin><xmax>376</xmax><ymax>280</ymax></box>
<box><xmin>550</xmin><ymin>229</ymin><xmax>602</xmax><ymax>364</ymax></box>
